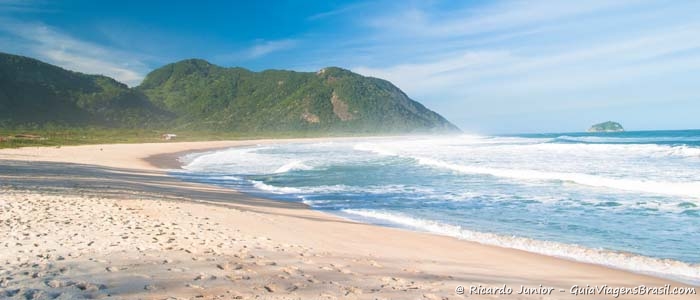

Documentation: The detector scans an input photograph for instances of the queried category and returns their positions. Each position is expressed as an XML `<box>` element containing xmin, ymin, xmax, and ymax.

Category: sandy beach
<box><xmin>1</xmin><ymin>139</ymin><xmax>698</xmax><ymax>300</ymax></box>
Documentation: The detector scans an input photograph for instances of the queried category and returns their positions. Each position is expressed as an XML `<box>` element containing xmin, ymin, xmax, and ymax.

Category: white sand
<box><xmin>1</xmin><ymin>139</ymin><xmax>697</xmax><ymax>299</ymax></box>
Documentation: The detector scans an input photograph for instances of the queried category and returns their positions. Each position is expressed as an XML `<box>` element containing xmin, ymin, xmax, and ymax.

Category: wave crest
<box><xmin>413</xmin><ymin>157</ymin><xmax>700</xmax><ymax>199</ymax></box>
<box><xmin>342</xmin><ymin>209</ymin><xmax>700</xmax><ymax>285</ymax></box>
<box><xmin>554</xmin><ymin>135</ymin><xmax>700</xmax><ymax>144</ymax></box>
<box><xmin>274</xmin><ymin>160</ymin><xmax>313</xmax><ymax>173</ymax></box>
<box><xmin>353</xmin><ymin>144</ymin><xmax>700</xmax><ymax>199</ymax></box>
<box><xmin>251</xmin><ymin>181</ymin><xmax>304</xmax><ymax>194</ymax></box>
<box><xmin>353</xmin><ymin>143</ymin><xmax>397</xmax><ymax>156</ymax></box>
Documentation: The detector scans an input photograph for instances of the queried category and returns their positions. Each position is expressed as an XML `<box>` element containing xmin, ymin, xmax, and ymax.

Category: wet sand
<box><xmin>1</xmin><ymin>139</ymin><xmax>697</xmax><ymax>299</ymax></box>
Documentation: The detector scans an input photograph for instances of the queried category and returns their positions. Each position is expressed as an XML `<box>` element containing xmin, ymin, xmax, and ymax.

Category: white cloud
<box><xmin>41</xmin><ymin>49</ymin><xmax>145</xmax><ymax>86</ymax></box>
<box><xmin>354</xmin><ymin>51</ymin><xmax>515</xmax><ymax>93</ymax></box>
<box><xmin>0</xmin><ymin>0</ymin><xmax>55</xmax><ymax>13</ymax></box>
<box><xmin>344</xmin><ymin>1</ymin><xmax>700</xmax><ymax>131</ymax></box>
<box><xmin>307</xmin><ymin>2</ymin><xmax>367</xmax><ymax>21</ymax></box>
<box><xmin>354</xmin><ymin>23</ymin><xmax>700</xmax><ymax>98</ymax></box>
<box><xmin>353</xmin><ymin>3</ymin><xmax>699</xmax><ymax>93</ymax></box>
<box><xmin>247</xmin><ymin>39</ymin><xmax>297</xmax><ymax>59</ymax></box>
<box><xmin>0</xmin><ymin>18</ymin><xmax>148</xmax><ymax>86</ymax></box>
<box><xmin>215</xmin><ymin>38</ymin><xmax>299</xmax><ymax>63</ymax></box>
<box><xmin>366</xmin><ymin>0</ymin><xmax>634</xmax><ymax>38</ymax></box>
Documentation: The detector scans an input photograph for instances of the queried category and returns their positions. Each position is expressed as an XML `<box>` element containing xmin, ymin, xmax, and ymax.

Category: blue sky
<box><xmin>1</xmin><ymin>0</ymin><xmax>698</xmax><ymax>133</ymax></box>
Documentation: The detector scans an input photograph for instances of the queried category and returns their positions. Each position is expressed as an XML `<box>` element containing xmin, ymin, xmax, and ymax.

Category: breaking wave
<box><xmin>274</xmin><ymin>160</ymin><xmax>314</xmax><ymax>173</ymax></box>
<box><xmin>342</xmin><ymin>209</ymin><xmax>700</xmax><ymax>285</ymax></box>
<box><xmin>353</xmin><ymin>143</ymin><xmax>700</xmax><ymax>199</ymax></box>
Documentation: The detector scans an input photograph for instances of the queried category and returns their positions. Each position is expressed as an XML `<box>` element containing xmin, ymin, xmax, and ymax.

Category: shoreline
<box><xmin>1</xmin><ymin>138</ymin><xmax>698</xmax><ymax>299</ymax></box>
<box><xmin>161</xmin><ymin>143</ymin><xmax>700</xmax><ymax>286</ymax></box>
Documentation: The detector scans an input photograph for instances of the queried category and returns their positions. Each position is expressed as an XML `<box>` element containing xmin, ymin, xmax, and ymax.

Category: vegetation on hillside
<box><xmin>0</xmin><ymin>52</ymin><xmax>460</xmax><ymax>147</ymax></box>
<box><xmin>0</xmin><ymin>53</ymin><xmax>168</xmax><ymax>128</ymax></box>
<box><xmin>139</xmin><ymin>60</ymin><xmax>459</xmax><ymax>133</ymax></box>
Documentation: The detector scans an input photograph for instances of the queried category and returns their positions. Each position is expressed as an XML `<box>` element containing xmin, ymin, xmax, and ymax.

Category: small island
<box><xmin>588</xmin><ymin>121</ymin><xmax>625</xmax><ymax>132</ymax></box>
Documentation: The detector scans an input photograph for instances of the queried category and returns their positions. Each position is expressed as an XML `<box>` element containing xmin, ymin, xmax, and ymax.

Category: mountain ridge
<box><xmin>0</xmin><ymin>52</ymin><xmax>168</xmax><ymax>128</ymax></box>
<box><xmin>0</xmin><ymin>52</ymin><xmax>460</xmax><ymax>134</ymax></box>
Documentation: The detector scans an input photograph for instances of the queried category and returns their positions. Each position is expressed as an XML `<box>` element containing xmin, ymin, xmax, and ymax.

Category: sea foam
<box><xmin>274</xmin><ymin>160</ymin><xmax>313</xmax><ymax>173</ymax></box>
<box><xmin>251</xmin><ymin>181</ymin><xmax>304</xmax><ymax>194</ymax></box>
<box><xmin>413</xmin><ymin>156</ymin><xmax>700</xmax><ymax>199</ymax></box>
<box><xmin>342</xmin><ymin>209</ymin><xmax>700</xmax><ymax>285</ymax></box>
<box><xmin>178</xmin><ymin>133</ymin><xmax>700</xmax><ymax>284</ymax></box>
<box><xmin>353</xmin><ymin>143</ymin><xmax>700</xmax><ymax>199</ymax></box>
<box><xmin>554</xmin><ymin>135</ymin><xmax>700</xmax><ymax>144</ymax></box>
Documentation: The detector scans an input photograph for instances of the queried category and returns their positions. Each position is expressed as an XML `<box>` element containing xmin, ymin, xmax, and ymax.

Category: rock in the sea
<box><xmin>588</xmin><ymin>121</ymin><xmax>624</xmax><ymax>132</ymax></box>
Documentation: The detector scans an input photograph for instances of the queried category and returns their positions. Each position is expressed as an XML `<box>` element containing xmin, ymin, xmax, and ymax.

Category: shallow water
<box><xmin>175</xmin><ymin>130</ymin><xmax>700</xmax><ymax>284</ymax></box>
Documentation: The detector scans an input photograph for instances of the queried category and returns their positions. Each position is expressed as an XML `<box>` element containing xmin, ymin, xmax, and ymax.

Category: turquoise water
<box><xmin>176</xmin><ymin>130</ymin><xmax>700</xmax><ymax>284</ymax></box>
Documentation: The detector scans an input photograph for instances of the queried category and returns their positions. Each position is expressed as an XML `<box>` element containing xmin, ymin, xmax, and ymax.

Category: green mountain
<box><xmin>139</xmin><ymin>59</ymin><xmax>459</xmax><ymax>133</ymax></box>
<box><xmin>0</xmin><ymin>52</ymin><xmax>459</xmax><ymax>134</ymax></box>
<box><xmin>588</xmin><ymin>121</ymin><xmax>624</xmax><ymax>132</ymax></box>
<box><xmin>0</xmin><ymin>52</ymin><xmax>167</xmax><ymax>128</ymax></box>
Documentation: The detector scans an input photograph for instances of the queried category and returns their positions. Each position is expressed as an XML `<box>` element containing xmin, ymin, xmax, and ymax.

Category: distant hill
<box><xmin>0</xmin><ymin>52</ymin><xmax>167</xmax><ymax>128</ymax></box>
<box><xmin>139</xmin><ymin>59</ymin><xmax>459</xmax><ymax>133</ymax></box>
<box><xmin>0</xmin><ymin>52</ymin><xmax>459</xmax><ymax>134</ymax></box>
<box><xmin>588</xmin><ymin>121</ymin><xmax>624</xmax><ymax>132</ymax></box>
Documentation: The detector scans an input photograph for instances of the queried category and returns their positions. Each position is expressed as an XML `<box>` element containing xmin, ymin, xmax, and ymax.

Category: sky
<box><xmin>1</xmin><ymin>0</ymin><xmax>698</xmax><ymax>134</ymax></box>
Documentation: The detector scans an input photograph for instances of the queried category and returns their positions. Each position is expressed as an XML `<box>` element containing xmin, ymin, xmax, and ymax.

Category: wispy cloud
<box><xmin>346</xmin><ymin>0</ymin><xmax>700</xmax><ymax>131</ymax></box>
<box><xmin>365</xmin><ymin>0</ymin><xmax>631</xmax><ymax>38</ymax></box>
<box><xmin>0</xmin><ymin>0</ymin><xmax>57</xmax><ymax>13</ymax></box>
<box><xmin>0</xmin><ymin>18</ymin><xmax>148</xmax><ymax>86</ymax></box>
<box><xmin>307</xmin><ymin>2</ymin><xmax>369</xmax><ymax>21</ymax></box>
<box><xmin>0</xmin><ymin>0</ymin><xmax>697</xmax><ymax>131</ymax></box>
<box><xmin>215</xmin><ymin>38</ymin><xmax>299</xmax><ymax>64</ymax></box>
<box><xmin>247</xmin><ymin>39</ymin><xmax>298</xmax><ymax>59</ymax></box>
<box><xmin>356</xmin><ymin>23</ymin><xmax>700</xmax><ymax>96</ymax></box>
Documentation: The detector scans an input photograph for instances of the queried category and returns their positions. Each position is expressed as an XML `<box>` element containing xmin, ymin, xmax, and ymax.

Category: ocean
<box><xmin>174</xmin><ymin>130</ymin><xmax>700</xmax><ymax>284</ymax></box>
